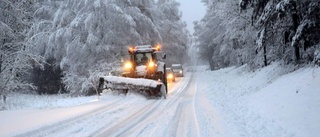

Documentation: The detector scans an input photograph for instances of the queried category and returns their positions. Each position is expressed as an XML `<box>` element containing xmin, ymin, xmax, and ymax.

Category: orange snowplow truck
<box><xmin>98</xmin><ymin>45</ymin><xmax>168</xmax><ymax>98</ymax></box>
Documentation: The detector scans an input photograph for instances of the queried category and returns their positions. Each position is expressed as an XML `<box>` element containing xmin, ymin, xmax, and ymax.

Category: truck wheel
<box><xmin>98</xmin><ymin>78</ymin><xmax>105</xmax><ymax>94</ymax></box>
<box><xmin>163</xmin><ymin>68</ymin><xmax>168</xmax><ymax>94</ymax></box>
<box><xmin>156</xmin><ymin>72</ymin><xmax>167</xmax><ymax>95</ymax></box>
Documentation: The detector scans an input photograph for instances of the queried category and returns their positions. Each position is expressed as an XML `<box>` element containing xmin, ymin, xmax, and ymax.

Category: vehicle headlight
<box><xmin>179</xmin><ymin>70</ymin><xmax>183</xmax><ymax>74</ymax></box>
<box><xmin>124</xmin><ymin>62</ymin><xmax>132</xmax><ymax>69</ymax></box>
<box><xmin>167</xmin><ymin>74</ymin><xmax>173</xmax><ymax>79</ymax></box>
<box><xmin>148</xmin><ymin>61</ymin><xmax>155</xmax><ymax>68</ymax></box>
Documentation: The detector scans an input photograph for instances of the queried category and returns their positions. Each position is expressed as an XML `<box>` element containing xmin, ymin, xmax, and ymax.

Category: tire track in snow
<box><xmin>173</xmin><ymin>76</ymin><xmax>200</xmax><ymax>137</ymax></box>
<box><xmin>94</xmin><ymin>99</ymin><xmax>160</xmax><ymax>137</ymax></box>
<box><xmin>116</xmin><ymin>74</ymin><xmax>200</xmax><ymax>137</ymax></box>
<box><xmin>16</xmin><ymin>97</ymin><xmax>132</xmax><ymax>137</ymax></box>
<box><xmin>143</xmin><ymin>74</ymin><xmax>200</xmax><ymax>137</ymax></box>
<box><xmin>95</xmin><ymin>74</ymin><xmax>193</xmax><ymax>137</ymax></box>
<box><xmin>124</xmin><ymin>74</ymin><xmax>193</xmax><ymax>137</ymax></box>
<box><xmin>21</xmin><ymin>73</ymin><xmax>194</xmax><ymax>137</ymax></box>
<box><xmin>194</xmin><ymin>89</ymin><xmax>225</xmax><ymax>137</ymax></box>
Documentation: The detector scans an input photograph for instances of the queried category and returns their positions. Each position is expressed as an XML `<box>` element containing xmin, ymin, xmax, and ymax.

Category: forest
<box><xmin>0</xmin><ymin>0</ymin><xmax>189</xmax><ymax>96</ymax></box>
<box><xmin>195</xmin><ymin>0</ymin><xmax>320</xmax><ymax>70</ymax></box>
<box><xmin>1</xmin><ymin>0</ymin><xmax>319</xmax><ymax>97</ymax></box>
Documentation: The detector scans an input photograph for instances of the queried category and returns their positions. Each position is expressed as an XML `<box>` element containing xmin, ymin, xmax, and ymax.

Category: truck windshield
<box><xmin>135</xmin><ymin>53</ymin><xmax>152</xmax><ymax>65</ymax></box>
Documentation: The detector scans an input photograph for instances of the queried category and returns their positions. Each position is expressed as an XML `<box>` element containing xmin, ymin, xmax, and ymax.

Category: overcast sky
<box><xmin>176</xmin><ymin>0</ymin><xmax>206</xmax><ymax>34</ymax></box>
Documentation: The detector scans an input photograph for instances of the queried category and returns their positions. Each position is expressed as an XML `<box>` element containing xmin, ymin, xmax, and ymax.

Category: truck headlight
<box><xmin>148</xmin><ymin>61</ymin><xmax>155</xmax><ymax>68</ymax></box>
<box><xmin>167</xmin><ymin>74</ymin><xmax>173</xmax><ymax>79</ymax></box>
<box><xmin>179</xmin><ymin>70</ymin><xmax>182</xmax><ymax>74</ymax></box>
<box><xmin>124</xmin><ymin>62</ymin><xmax>132</xmax><ymax>69</ymax></box>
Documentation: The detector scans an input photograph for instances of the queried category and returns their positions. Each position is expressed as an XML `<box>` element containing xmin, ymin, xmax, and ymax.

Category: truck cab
<box><xmin>122</xmin><ymin>45</ymin><xmax>167</xmax><ymax>90</ymax></box>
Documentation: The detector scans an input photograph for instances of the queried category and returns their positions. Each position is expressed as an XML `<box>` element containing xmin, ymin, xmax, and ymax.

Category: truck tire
<box><xmin>163</xmin><ymin>65</ymin><xmax>168</xmax><ymax>94</ymax></box>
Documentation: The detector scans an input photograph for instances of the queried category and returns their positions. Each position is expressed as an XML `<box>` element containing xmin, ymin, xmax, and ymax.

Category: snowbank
<box><xmin>247</xmin><ymin>66</ymin><xmax>320</xmax><ymax>137</ymax></box>
<box><xmin>196</xmin><ymin>62</ymin><xmax>320</xmax><ymax>137</ymax></box>
<box><xmin>0</xmin><ymin>93</ymin><xmax>98</xmax><ymax>111</ymax></box>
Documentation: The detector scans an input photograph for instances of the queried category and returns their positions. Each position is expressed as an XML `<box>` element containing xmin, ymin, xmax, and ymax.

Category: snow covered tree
<box><xmin>196</xmin><ymin>0</ymin><xmax>319</xmax><ymax>70</ymax></box>
<box><xmin>25</xmin><ymin>0</ymin><xmax>189</xmax><ymax>95</ymax></box>
<box><xmin>241</xmin><ymin>0</ymin><xmax>320</xmax><ymax>64</ymax></box>
<box><xmin>0</xmin><ymin>0</ymin><xmax>41</xmax><ymax>101</ymax></box>
<box><xmin>194</xmin><ymin>0</ymin><xmax>256</xmax><ymax>70</ymax></box>
<box><xmin>27</xmin><ymin>0</ymin><xmax>138</xmax><ymax>95</ymax></box>
<box><xmin>156</xmin><ymin>0</ymin><xmax>189</xmax><ymax>65</ymax></box>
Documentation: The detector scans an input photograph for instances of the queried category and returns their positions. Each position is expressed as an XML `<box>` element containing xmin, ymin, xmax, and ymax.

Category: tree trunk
<box><xmin>263</xmin><ymin>45</ymin><xmax>267</xmax><ymax>66</ymax></box>
<box><xmin>3</xmin><ymin>95</ymin><xmax>6</xmax><ymax>103</ymax></box>
<box><xmin>209</xmin><ymin>58</ymin><xmax>215</xmax><ymax>70</ymax></box>
<box><xmin>292</xmin><ymin>12</ymin><xmax>300</xmax><ymax>62</ymax></box>
<box><xmin>0</xmin><ymin>94</ymin><xmax>6</xmax><ymax>103</ymax></box>
<box><xmin>294</xmin><ymin>44</ymin><xmax>300</xmax><ymax>61</ymax></box>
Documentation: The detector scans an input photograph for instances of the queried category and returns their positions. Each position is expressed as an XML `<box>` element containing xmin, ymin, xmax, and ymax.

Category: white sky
<box><xmin>176</xmin><ymin>0</ymin><xmax>206</xmax><ymax>34</ymax></box>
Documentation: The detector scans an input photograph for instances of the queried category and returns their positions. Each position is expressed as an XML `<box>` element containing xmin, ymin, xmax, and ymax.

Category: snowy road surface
<box><xmin>1</xmin><ymin>64</ymin><xmax>319</xmax><ymax>137</ymax></box>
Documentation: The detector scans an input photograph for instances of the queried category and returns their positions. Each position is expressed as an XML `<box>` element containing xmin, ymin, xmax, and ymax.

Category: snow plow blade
<box><xmin>98</xmin><ymin>76</ymin><xmax>166</xmax><ymax>98</ymax></box>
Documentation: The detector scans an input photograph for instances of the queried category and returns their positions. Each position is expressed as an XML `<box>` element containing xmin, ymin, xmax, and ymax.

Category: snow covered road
<box><xmin>1</xmin><ymin>64</ymin><xmax>319</xmax><ymax>137</ymax></box>
<box><xmin>2</xmin><ymin>73</ymin><xmax>205</xmax><ymax>137</ymax></box>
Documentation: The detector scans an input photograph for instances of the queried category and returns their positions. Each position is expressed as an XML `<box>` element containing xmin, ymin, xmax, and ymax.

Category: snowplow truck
<box><xmin>98</xmin><ymin>45</ymin><xmax>168</xmax><ymax>98</ymax></box>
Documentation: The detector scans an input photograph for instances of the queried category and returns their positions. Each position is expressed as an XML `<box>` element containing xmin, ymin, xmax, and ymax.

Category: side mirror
<box><xmin>162</xmin><ymin>53</ymin><xmax>166</xmax><ymax>59</ymax></box>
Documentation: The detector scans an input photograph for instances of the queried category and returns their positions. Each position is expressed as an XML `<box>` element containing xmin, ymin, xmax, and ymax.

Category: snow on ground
<box><xmin>195</xmin><ymin>62</ymin><xmax>320</xmax><ymax>137</ymax></box>
<box><xmin>0</xmin><ymin>62</ymin><xmax>319</xmax><ymax>137</ymax></box>
<box><xmin>1</xmin><ymin>93</ymin><xmax>98</xmax><ymax>111</ymax></box>
<box><xmin>247</xmin><ymin>66</ymin><xmax>320</xmax><ymax>137</ymax></box>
